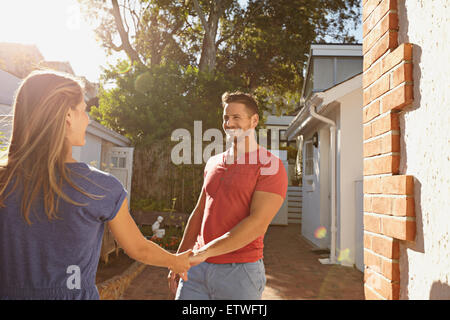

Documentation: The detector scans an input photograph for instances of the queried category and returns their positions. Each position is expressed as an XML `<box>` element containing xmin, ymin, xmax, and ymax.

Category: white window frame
<box><xmin>303</xmin><ymin>140</ymin><xmax>315</xmax><ymax>192</ymax></box>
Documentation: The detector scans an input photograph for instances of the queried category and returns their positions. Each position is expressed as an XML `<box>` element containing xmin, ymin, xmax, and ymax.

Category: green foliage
<box><xmin>90</xmin><ymin>61</ymin><xmax>242</xmax><ymax>147</ymax></box>
<box><xmin>81</xmin><ymin>0</ymin><xmax>361</xmax><ymax>113</ymax></box>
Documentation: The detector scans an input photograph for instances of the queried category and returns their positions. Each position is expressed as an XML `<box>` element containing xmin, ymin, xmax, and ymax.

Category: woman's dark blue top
<box><xmin>0</xmin><ymin>163</ymin><xmax>127</xmax><ymax>300</ymax></box>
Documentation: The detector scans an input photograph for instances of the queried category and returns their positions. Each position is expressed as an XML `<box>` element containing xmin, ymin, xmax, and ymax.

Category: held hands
<box><xmin>167</xmin><ymin>248</ymin><xmax>209</xmax><ymax>296</ymax></box>
<box><xmin>170</xmin><ymin>250</ymin><xmax>192</xmax><ymax>281</ymax></box>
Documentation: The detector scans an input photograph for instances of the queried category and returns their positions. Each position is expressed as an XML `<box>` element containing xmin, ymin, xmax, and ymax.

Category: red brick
<box><xmin>391</xmin><ymin>62</ymin><xmax>413</xmax><ymax>88</ymax></box>
<box><xmin>363</xmin><ymin>87</ymin><xmax>372</xmax><ymax>106</ymax></box>
<box><xmin>363</xmin><ymin>100</ymin><xmax>381</xmax><ymax>123</ymax></box>
<box><xmin>364</xmin><ymin>154</ymin><xmax>400</xmax><ymax>175</ymax></box>
<box><xmin>363</xmin><ymin>124</ymin><xmax>372</xmax><ymax>140</ymax></box>
<box><xmin>364</xmin><ymin>213</ymin><xmax>382</xmax><ymax>233</ymax></box>
<box><xmin>364</xmin><ymin>196</ymin><xmax>373</xmax><ymax>212</ymax></box>
<box><xmin>382</xmin><ymin>84</ymin><xmax>413</xmax><ymax>112</ymax></box>
<box><xmin>382</xmin><ymin>259</ymin><xmax>400</xmax><ymax>281</ymax></box>
<box><xmin>381</xmin><ymin>216</ymin><xmax>416</xmax><ymax>241</ymax></box>
<box><xmin>364</xmin><ymin>283</ymin><xmax>383</xmax><ymax>300</ymax></box>
<box><xmin>364</xmin><ymin>138</ymin><xmax>381</xmax><ymax>158</ymax></box>
<box><xmin>364</xmin><ymin>177</ymin><xmax>383</xmax><ymax>194</ymax></box>
<box><xmin>364</xmin><ymin>249</ymin><xmax>382</xmax><ymax>270</ymax></box>
<box><xmin>382</xmin><ymin>133</ymin><xmax>400</xmax><ymax>153</ymax></box>
<box><xmin>371</xmin><ymin>235</ymin><xmax>399</xmax><ymax>259</ymax></box>
<box><xmin>370</xmin><ymin>74</ymin><xmax>390</xmax><ymax>100</ymax></box>
<box><xmin>380</xmin><ymin>175</ymin><xmax>414</xmax><ymax>195</ymax></box>
<box><xmin>363</xmin><ymin>0</ymin><xmax>398</xmax><ymax>37</ymax></box>
<box><xmin>363</xmin><ymin>0</ymin><xmax>383</xmax><ymax>22</ymax></box>
<box><xmin>364</xmin><ymin>133</ymin><xmax>399</xmax><ymax>157</ymax></box>
<box><xmin>364</xmin><ymin>232</ymin><xmax>373</xmax><ymax>250</ymax></box>
<box><xmin>391</xmin><ymin>197</ymin><xmax>415</xmax><ymax>217</ymax></box>
<box><xmin>371</xmin><ymin>113</ymin><xmax>399</xmax><ymax>137</ymax></box>
<box><xmin>382</xmin><ymin>43</ymin><xmax>413</xmax><ymax>74</ymax></box>
<box><xmin>363</xmin><ymin>12</ymin><xmax>399</xmax><ymax>54</ymax></box>
<box><xmin>364</xmin><ymin>31</ymin><xmax>398</xmax><ymax>71</ymax></box>
<box><xmin>365</xmin><ymin>267</ymin><xmax>399</xmax><ymax>300</ymax></box>
<box><xmin>363</xmin><ymin>60</ymin><xmax>382</xmax><ymax>89</ymax></box>
<box><xmin>371</xmin><ymin>196</ymin><xmax>391</xmax><ymax>214</ymax></box>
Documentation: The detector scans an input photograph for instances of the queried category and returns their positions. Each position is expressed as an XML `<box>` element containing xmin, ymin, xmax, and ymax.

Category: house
<box><xmin>286</xmin><ymin>44</ymin><xmax>364</xmax><ymax>270</ymax></box>
<box><xmin>259</xmin><ymin>113</ymin><xmax>301</xmax><ymax>225</ymax></box>
<box><xmin>0</xmin><ymin>42</ymin><xmax>44</xmax><ymax>79</ymax></box>
<box><xmin>361</xmin><ymin>0</ymin><xmax>449</xmax><ymax>300</ymax></box>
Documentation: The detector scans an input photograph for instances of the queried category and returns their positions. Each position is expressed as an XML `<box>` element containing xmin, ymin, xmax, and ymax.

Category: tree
<box><xmin>79</xmin><ymin>0</ymin><xmax>360</xmax><ymax>94</ymax></box>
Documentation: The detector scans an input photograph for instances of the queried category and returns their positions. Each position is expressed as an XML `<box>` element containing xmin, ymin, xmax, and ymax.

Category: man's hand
<box><xmin>168</xmin><ymin>270</ymin><xmax>181</xmax><ymax>296</ymax></box>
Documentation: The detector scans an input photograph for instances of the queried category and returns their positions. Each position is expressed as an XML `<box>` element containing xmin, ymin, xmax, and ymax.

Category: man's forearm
<box><xmin>176</xmin><ymin>209</ymin><xmax>203</xmax><ymax>253</ymax></box>
<box><xmin>194</xmin><ymin>216</ymin><xmax>266</xmax><ymax>260</ymax></box>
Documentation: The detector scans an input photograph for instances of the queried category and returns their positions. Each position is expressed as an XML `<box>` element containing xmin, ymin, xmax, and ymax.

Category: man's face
<box><xmin>222</xmin><ymin>102</ymin><xmax>258</xmax><ymax>141</ymax></box>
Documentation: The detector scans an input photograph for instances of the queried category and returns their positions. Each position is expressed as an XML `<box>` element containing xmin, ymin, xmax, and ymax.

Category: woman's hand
<box><xmin>169</xmin><ymin>250</ymin><xmax>192</xmax><ymax>280</ymax></box>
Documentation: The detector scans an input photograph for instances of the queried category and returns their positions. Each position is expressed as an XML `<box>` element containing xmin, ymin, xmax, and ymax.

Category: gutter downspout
<box><xmin>308</xmin><ymin>96</ymin><xmax>338</xmax><ymax>265</ymax></box>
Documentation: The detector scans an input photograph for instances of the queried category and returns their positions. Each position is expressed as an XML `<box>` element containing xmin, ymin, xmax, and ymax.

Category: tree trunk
<box><xmin>111</xmin><ymin>0</ymin><xmax>142</xmax><ymax>65</ymax></box>
<box><xmin>192</xmin><ymin>0</ymin><xmax>230</xmax><ymax>72</ymax></box>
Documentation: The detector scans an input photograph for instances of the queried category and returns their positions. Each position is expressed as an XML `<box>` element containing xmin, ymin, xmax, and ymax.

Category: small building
<box><xmin>260</xmin><ymin>114</ymin><xmax>303</xmax><ymax>226</ymax></box>
<box><xmin>286</xmin><ymin>44</ymin><xmax>364</xmax><ymax>270</ymax></box>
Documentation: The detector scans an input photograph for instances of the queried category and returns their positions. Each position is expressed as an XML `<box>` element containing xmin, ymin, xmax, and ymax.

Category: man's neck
<box><xmin>231</xmin><ymin>136</ymin><xmax>259</xmax><ymax>161</ymax></box>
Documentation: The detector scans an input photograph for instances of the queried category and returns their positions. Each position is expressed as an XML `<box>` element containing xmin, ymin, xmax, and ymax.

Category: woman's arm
<box><xmin>107</xmin><ymin>199</ymin><xmax>191</xmax><ymax>276</ymax></box>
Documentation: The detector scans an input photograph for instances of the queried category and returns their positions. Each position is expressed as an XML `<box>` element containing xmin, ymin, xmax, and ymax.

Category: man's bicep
<box><xmin>249</xmin><ymin>191</ymin><xmax>285</xmax><ymax>226</ymax></box>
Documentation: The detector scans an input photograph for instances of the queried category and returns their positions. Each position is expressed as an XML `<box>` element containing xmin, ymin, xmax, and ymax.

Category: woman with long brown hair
<box><xmin>0</xmin><ymin>70</ymin><xmax>191</xmax><ymax>299</ymax></box>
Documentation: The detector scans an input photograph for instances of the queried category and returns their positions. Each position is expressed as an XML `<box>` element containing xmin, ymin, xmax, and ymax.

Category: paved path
<box><xmin>121</xmin><ymin>224</ymin><xmax>364</xmax><ymax>300</ymax></box>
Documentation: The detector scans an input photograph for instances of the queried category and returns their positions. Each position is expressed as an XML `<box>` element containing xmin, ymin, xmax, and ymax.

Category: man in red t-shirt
<box><xmin>168</xmin><ymin>92</ymin><xmax>288</xmax><ymax>300</ymax></box>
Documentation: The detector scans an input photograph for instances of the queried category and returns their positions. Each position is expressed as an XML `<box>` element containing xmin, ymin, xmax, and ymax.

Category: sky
<box><xmin>0</xmin><ymin>0</ymin><xmax>124</xmax><ymax>83</ymax></box>
<box><xmin>0</xmin><ymin>0</ymin><xmax>362</xmax><ymax>84</ymax></box>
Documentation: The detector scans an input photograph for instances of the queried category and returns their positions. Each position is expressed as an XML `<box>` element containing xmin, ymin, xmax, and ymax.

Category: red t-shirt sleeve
<box><xmin>254</xmin><ymin>157</ymin><xmax>288</xmax><ymax>199</ymax></box>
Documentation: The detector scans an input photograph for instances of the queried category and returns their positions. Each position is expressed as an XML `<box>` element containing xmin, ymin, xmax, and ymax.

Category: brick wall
<box><xmin>362</xmin><ymin>0</ymin><xmax>416</xmax><ymax>300</ymax></box>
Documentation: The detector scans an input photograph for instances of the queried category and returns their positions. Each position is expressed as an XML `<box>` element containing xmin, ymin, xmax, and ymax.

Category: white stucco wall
<box><xmin>318</xmin><ymin>126</ymin><xmax>331</xmax><ymax>249</ymax></box>
<box><xmin>337</xmin><ymin>88</ymin><xmax>364</xmax><ymax>268</ymax></box>
<box><xmin>397</xmin><ymin>0</ymin><xmax>450</xmax><ymax>299</ymax></box>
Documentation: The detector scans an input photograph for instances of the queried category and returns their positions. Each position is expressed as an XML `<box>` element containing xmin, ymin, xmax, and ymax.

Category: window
<box><xmin>310</xmin><ymin>56</ymin><xmax>363</xmax><ymax>92</ymax></box>
<box><xmin>112</xmin><ymin>156</ymin><xmax>126</xmax><ymax>168</ymax></box>
<box><xmin>336</xmin><ymin>57</ymin><xmax>363</xmax><ymax>83</ymax></box>
<box><xmin>313</xmin><ymin>57</ymin><xmax>334</xmax><ymax>91</ymax></box>
<box><xmin>304</xmin><ymin>141</ymin><xmax>314</xmax><ymax>176</ymax></box>
<box><xmin>279</xmin><ymin>129</ymin><xmax>287</xmax><ymax>142</ymax></box>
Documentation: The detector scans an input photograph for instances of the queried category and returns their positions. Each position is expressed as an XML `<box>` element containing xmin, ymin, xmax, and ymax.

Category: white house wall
<box><xmin>318</xmin><ymin>126</ymin><xmax>331</xmax><ymax>249</ymax></box>
<box><xmin>397</xmin><ymin>0</ymin><xmax>450</xmax><ymax>299</ymax></box>
<box><xmin>337</xmin><ymin>88</ymin><xmax>364</xmax><ymax>268</ymax></box>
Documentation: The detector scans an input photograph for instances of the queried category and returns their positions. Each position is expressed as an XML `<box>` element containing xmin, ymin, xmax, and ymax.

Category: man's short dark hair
<box><xmin>221</xmin><ymin>91</ymin><xmax>258</xmax><ymax>116</ymax></box>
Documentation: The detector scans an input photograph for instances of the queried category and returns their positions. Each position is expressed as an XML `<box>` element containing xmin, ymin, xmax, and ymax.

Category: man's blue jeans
<box><xmin>175</xmin><ymin>259</ymin><xmax>266</xmax><ymax>300</ymax></box>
